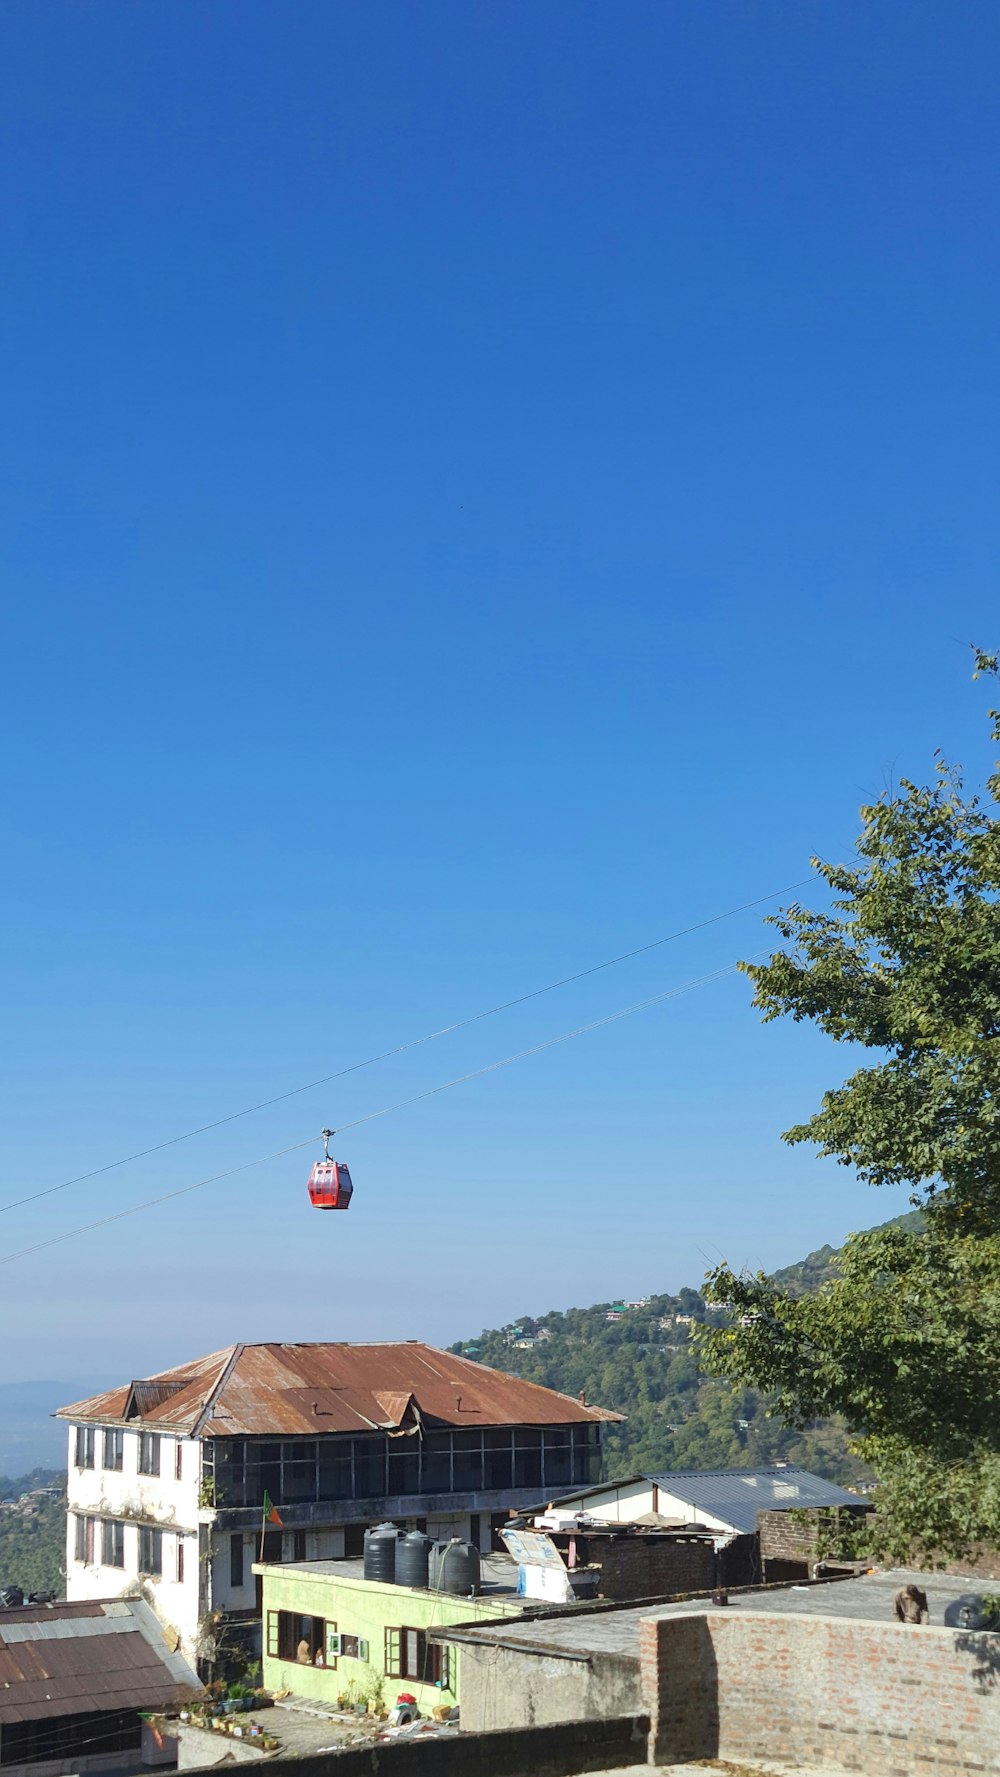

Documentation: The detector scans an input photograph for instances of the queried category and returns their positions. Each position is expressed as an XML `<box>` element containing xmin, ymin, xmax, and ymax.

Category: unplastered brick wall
<box><xmin>590</xmin><ymin>1537</ymin><xmax>716</xmax><ymax>1601</ymax></box>
<box><xmin>756</xmin><ymin>1506</ymin><xmax>869</xmax><ymax>1567</ymax></box>
<box><xmin>640</xmin><ymin>1609</ymin><xmax>1000</xmax><ymax>1775</ymax></box>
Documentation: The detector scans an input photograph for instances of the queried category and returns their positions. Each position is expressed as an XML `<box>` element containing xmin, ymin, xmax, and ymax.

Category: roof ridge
<box><xmin>189</xmin><ymin>1343</ymin><xmax>243</xmax><ymax>1439</ymax></box>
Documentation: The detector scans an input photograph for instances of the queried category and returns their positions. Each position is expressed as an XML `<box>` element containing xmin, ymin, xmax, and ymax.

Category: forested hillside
<box><xmin>0</xmin><ymin>1471</ymin><xmax>66</xmax><ymax>1598</ymax></box>
<box><xmin>450</xmin><ymin>1216</ymin><xmax>920</xmax><ymax>1484</ymax></box>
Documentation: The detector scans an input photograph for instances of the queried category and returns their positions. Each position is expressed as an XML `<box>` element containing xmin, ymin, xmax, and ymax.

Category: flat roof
<box><xmin>253</xmin><ymin>1553</ymin><xmax>521</xmax><ymax>1598</ymax></box>
<box><xmin>436</xmin><ymin>1569</ymin><xmax>987</xmax><ymax>1662</ymax></box>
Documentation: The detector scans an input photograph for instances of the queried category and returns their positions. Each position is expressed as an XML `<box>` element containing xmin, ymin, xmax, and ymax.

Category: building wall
<box><xmin>587</xmin><ymin>1536</ymin><xmax>716</xmax><ymax>1600</ymax></box>
<box><xmin>549</xmin><ymin>1479</ymin><xmax>734</xmax><ymax>1533</ymax></box>
<box><xmin>64</xmin><ymin>1423</ymin><xmax>203</xmax><ymax>1656</ymax></box>
<box><xmin>640</xmin><ymin>1609</ymin><xmax>1000</xmax><ymax>1774</ymax></box>
<box><xmin>458</xmin><ymin>1642</ymin><xmax>641</xmax><ymax>1733</ymax></box>
<box><xmin>65</xmin><ymin>1414</ymin><xmax>502</xmax><ymax>1668</ymax></box>
<box><xmin>256</xmin><ymin>1566</ymin><xmax>524</xmax><ymax>1716</ymax></box>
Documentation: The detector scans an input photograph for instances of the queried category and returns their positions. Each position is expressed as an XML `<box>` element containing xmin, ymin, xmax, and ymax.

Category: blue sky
<box><xmin>1</xmin><ymin>2</ymin><xmax>998</xmax><ymax>1382</ymax></box>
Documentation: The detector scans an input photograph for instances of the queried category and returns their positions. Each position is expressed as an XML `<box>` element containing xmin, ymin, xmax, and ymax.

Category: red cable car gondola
<box><xmin>307</xmin><ymin>1129</ymin><xmax>354</xmax><ymax>1211</ymax></box>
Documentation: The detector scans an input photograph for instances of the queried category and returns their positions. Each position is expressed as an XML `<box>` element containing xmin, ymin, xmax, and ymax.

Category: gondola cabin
<box><xmin>307</xmin><ymin>1158</ymin><xmax>354</xmax><ymax>1211</ymax></box>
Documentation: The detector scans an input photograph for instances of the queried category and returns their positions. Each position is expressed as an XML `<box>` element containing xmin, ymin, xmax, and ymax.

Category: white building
<box><xmin>534</xmin><ymin>1464</ymin><xmax>866</xmax><ymax>1536</ymax></box>
<box><xmin>60</xmin><ymin>1341</ymin><xmax>617</xmax><ymax>1670</ymax></box>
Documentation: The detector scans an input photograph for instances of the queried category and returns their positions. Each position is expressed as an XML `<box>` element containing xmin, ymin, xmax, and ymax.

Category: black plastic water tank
<box><xmin>396</xmin><ymin>1530</ymin><xmax>435</xmax><ymax>1589</ymax></box>
<box><xmin>363</xmin><ymin>1523</ymin><xmax>401</xmax><ymax>1582</ymax></box>
<box><xmin>430</xmin><ymin>1537</ymin><xmax>481</xmax><ymax>1595</ymax></box>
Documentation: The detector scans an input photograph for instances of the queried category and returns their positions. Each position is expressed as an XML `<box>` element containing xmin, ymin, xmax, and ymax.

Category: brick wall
<box><xmin>640</xmin><ymin>1609</ymin><xmax>1000</xmax><ymax>1774</ymax></box>
<box><xmin>589</xmin><ymin>1537</ymin><xmax>716</xmax><ymax>1601</ymax></box>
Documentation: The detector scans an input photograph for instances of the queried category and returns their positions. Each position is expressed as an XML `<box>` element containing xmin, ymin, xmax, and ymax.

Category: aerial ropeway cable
<box><xmin>0</xmin><ymin>872</ymin><xmax>815</xmax><ymax>1219</ymax></box>
<box><xmin>0</xmin><ymin>958</ymin><xmax>743</xmax><ymax>1264</ymax></box>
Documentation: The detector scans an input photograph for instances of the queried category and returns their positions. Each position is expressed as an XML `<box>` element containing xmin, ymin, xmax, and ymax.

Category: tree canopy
<box><xmin>701</xmin><ymin>652</ymin><xmax>1000</xmax><ymax>1563</ymax></box>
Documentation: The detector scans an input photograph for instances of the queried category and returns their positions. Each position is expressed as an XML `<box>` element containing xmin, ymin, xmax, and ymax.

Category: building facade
<box><xmin>254</xmin><ymin>1557</ymin><xmax>526</xmax><ymax>1717</ymax></box>
<box><xmin>59</xmin><ymin>1342</ymin><xmax>617</xmax><ymax>1667</ymax></box>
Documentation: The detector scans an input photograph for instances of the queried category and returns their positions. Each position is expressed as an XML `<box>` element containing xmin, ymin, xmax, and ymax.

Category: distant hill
<box><xmin>448</xmin><ymin>1215</ymin><xmax>924</xmax><ymax>1485</ymax></box>
<box><xmin>0</xmin><ymin>1381</ymin><xmax>107</xmax><ymax>1475</ymax></box>
<box><xmin>0</xmin><ymin>1471</ymin><xmax>66</xmax><ymax>1599</ymax></box>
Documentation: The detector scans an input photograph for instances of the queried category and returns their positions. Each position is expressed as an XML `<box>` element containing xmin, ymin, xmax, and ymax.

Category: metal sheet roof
<box><xmin>648</xmin><ymin>1465</ymin><xmax>866</xmax><ymax>1533</ymax></box>
<box><xmin>0</xmin><ymin>1599</ymin><xmax>201</xmax><ymax>1722</ymax></box>
<box><xmin>57</xmin><ymin>1342</ymin><xmax>622</xmax><ymax>1437</ymax></box>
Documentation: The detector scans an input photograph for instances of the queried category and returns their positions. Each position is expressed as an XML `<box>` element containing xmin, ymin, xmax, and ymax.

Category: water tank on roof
<box><xmin>396</xmin><ymin>1530</ymin><xmax>435</xmax><ymax>1589</ymax></box>
<box><xmin>0</xmin><ymin>1586</ymin><xmax>23</xmax><ymax>1610</ymax></box>
<box><xmin>363</xmin><ymin>1523</ymin><xmax>401</xmax><ymax>1582</ymax></box>
<box><xmin>430</xmin><ymin>1536</ymin><xmax>481</xmax><ymax>1595</ymax></box>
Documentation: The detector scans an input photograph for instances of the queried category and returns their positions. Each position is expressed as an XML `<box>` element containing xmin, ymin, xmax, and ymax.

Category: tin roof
<box><xmin>648</xmin><ymin>1465</ymin><xmax>866</xmax><ymax>1533</ymax></box>
<box><xmin>57</xmin><ymin>1342</ymin><xmax>622</xmax><ymax>1438</ymax></box>
<box><xmin>0</xmin><ymin>1598</ymin><xmax>201</xmax><ymax>1723</ymax></box>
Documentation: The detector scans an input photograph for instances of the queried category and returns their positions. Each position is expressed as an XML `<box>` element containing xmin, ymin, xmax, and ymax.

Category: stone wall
<box><xmin>640</xmin><ymin>1608</ymin><xmax>1000</xmax><ymax>1774</ymax></box>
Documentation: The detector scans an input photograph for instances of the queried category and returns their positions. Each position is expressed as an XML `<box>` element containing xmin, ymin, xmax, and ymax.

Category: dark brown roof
<box><xmin>0</xmin><ymin>1603</ymin><xmax>200</xmax><ymax>1723</ymax></box>
<box><xmin>58</xmin><ymin>1342</ymin><xmax>622</xmax><ymax>1437</ymax></box>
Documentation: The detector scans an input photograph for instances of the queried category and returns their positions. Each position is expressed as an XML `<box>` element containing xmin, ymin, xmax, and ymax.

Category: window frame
<box><xmin>138</xmin><ymin>1526</ymin><xmax>163</xmax><ymax>1576</ymax></box>
<box><xmin>386</xmin><ymin>1626</ymin><xmax>451</xmax><ymax>1689</ymax></box>
<box><xmin>177</xmin><ymin>1535</ymin><xmax>186</xmax><ymax>1584</ymax></box>
<box><xmin>74</xmin><ymin>1514</ymin><xmax>96</xmax><ymax>1564</ymax></box>
<box><xmin>267</xmin><ymin>1611</ymin><xmax>334</xmax><ymax>1668</ymax></box>
<box><xmin>75</xmin><ymin>1426</ymin><xmax>95</xmax><ymax>1470</ymax></box>
<box><xmin>102</xmin><ymin>1428</ymin><xmax>124</xmax><ymax>1472</ymax></box>
<box><xmin>230</xmin><ymin>1533</ymin><xmax>244</xmax><ymax>1590</ymax></box>
<box><xmin>138</xmin><ymin>1432</ymin><xmax>161</xmax><ymax>1477</ymax></box>
<box><xmin>101</xmin><ymin>1519</ymin><xmax>125</xmax><ymax>1568</ymax></box>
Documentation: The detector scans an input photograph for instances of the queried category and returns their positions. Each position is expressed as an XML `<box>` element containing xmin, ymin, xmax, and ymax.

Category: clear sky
<box><xmin>1</xmin><ymin>2</ymin><xmax>997</xmax><ymax>1383</ymax></box>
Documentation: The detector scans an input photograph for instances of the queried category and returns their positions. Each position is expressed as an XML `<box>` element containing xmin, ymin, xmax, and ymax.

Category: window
<box><xmin>138</xmin><ymin>1526</ymin><xmax>162</xmax><ymax>1575</ymax></box>
<box><xmin>138</xmin><ymin>1432</ymin><xmax>161</xmax><ymax>1476</ymax></box>
<box><xmin>74</xmin><ymin>1514</ymin><xmax>95</xmax><ymax>1563</ymax></box>
<box><xmin>266</xmin><ymin>1611</ymin><xmax>332</xmax><ymax>1667</ymax></box>
<box><xmin>175</xmin><ymin>1442</ymin><xmax>183</xmax><ymax>1482</ymax></box>
<box><xmin>384</xmin><ymin>1627</ymin><xmax>452</xmax><ymax>1689</ymax></box>
<box><xmin>177</xmin><ymin>1536</ymin><xmax>186</xmax><ymax>1584</ymax></box>
<box><xmin>339</xmin><ymin>1633</ymin><xmax>368</xmax><ymax>1660</ymax></box>
<box><xmin>293</xmin><ymin>1530</ymin><xmax>307</xmax><ymax>1562</ymax></box>
<box><xmin>101</xmin><ymin>1520</ymin><xmax>125</xmax><ymax>1567</ymax></box>
<box><xmin>230</xmin><ymin>1534</ymin><xmax>244</xmax><ymax>1589</ymax></box>
<box><xmin>75</xmin><ymin>1425</ymin><xmax>95</xmax><ymax>1469</ymax></box>
<box><xmin>102</xmin><ymin>1428</ymin><xmax>124</xmax><ymax>1471</ymax></box>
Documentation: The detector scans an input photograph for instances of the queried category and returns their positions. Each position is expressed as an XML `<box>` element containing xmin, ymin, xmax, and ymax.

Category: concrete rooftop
<box><xmin>444</xmin><ymin>1568</ymin><xmax>989</xmax><ymax>1662</ymax></box>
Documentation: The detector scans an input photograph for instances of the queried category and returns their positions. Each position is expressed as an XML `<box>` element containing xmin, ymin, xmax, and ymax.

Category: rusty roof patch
<box><xmin>58</xmin><ymin>1342</ymin><xmax>622</xmax><ymax>1436</ymax></box>
<box><xmin>0</xmin><ymin>1602</ymin><xmax>201</xmax><ymax>1723</ymax></box>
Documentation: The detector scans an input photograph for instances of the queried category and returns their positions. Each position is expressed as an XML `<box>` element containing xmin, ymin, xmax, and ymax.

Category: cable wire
<box><xmin>0</xmin><ymin>875</ymin><xmax>814</xmax><ymax>1217</ymax></box>
<box><xmin>0</xmin><ymin>959</ymin><xmax>740</xmax><ymax>1268</ymax></box>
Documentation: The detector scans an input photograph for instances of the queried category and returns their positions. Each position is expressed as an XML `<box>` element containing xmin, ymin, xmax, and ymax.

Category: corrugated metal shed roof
<box><xmin>57</xmin><ymin>1342</ymin><xmax>622</xmax><ymax>1437</ymax></box>
<box><xmin>648</xmin><ymin>1465</ymin><xmax>866</xmax><ymax>1533</ymax></box>
<box><xmin>0</xmin><ymin>1599</ymin><xmax>201</xmax><ymax>1722</ymax></box>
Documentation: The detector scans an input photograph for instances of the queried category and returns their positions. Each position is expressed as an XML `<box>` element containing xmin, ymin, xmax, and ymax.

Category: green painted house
<box><xmin>254</xmin><ymin>1558</ymin><xmax>526</xmax><ymax>1717</ymax></box>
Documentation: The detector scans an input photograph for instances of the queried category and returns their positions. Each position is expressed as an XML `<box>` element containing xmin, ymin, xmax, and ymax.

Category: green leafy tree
<box><xmin>701</xmin><ymin>653</ymin><xmax>1000</xmax><ymax>1561</ymax></box>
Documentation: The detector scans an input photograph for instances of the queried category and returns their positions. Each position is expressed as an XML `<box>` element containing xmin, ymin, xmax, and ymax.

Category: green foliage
<box><xmin>739</xmin><ymin>652</ymin><xmax>1000</xmax><ymax>1234</ymax></box>
<box><xmin>703</xmin><ymin>655</ymin><xmax>1000</xmax><ymax>1563</ymax></box>
<box><xmin>452</xmin><ymin>1283</ymin><xmax>870</xmax><ymax>1486</ymax></box>
<box><xmin>0</xmin><ymin>1477</ymin><xmax>66</xmax><ymax>1597</ymax></box>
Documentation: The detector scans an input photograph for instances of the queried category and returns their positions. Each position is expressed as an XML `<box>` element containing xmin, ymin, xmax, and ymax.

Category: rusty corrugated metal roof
<box><xmin>57</xmin><ymin>1342</ymin><xmax>622</xmax><ymax>1436</ymax></box>
<box><xmin>0</xmin><ymin>1601</ymin><xmax>200</xmax><ymax>1723</ymax></box>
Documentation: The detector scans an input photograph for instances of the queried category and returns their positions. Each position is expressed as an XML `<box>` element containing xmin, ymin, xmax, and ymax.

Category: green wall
<box><xmin>257</xmin><ymin>1564</ymin><xmax>524</xmax><ymax>1715</ymax></box>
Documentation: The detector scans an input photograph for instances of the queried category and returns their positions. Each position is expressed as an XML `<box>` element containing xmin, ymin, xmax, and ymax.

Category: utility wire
<box><xmin>0</xmin><ymin>875</ymin><xmax>814</xmax><ymax>1217</ymax></box>
<box><xmin>0</xmin><ymin>959</ymin><xmax>740</xmax><ymax>1268</ymax></box>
